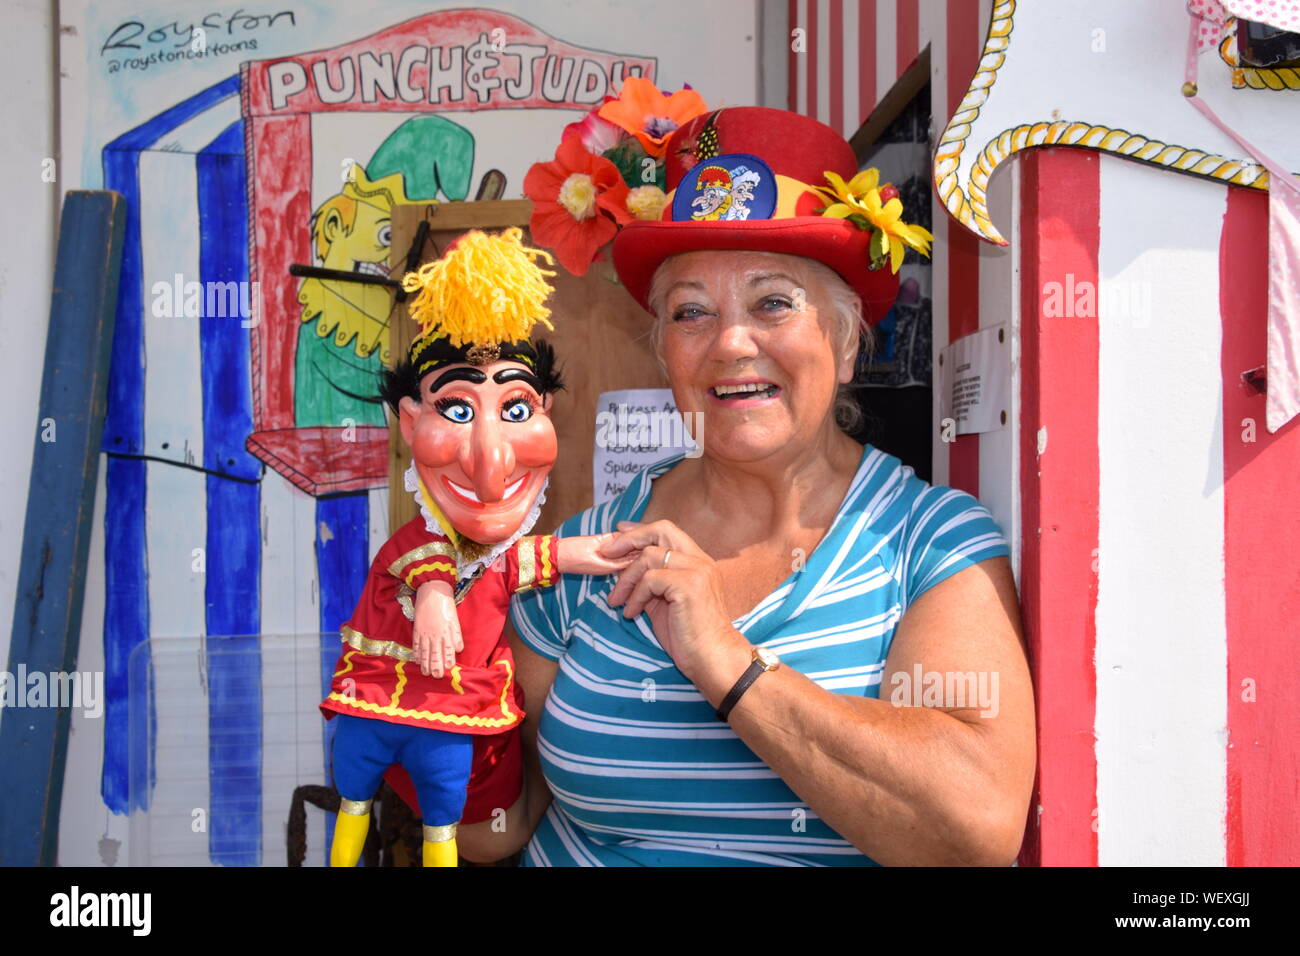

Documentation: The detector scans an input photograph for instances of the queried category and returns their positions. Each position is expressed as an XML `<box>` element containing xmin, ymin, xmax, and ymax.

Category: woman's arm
<box><xmin>604</xmin><ymin>523</ymin><xmax>1036</xmax><ymax>867</ymax></box>
<box><xmin>454</xmin><ymin>624</ymin><xmax>559</xmax><ymax>863</ymax></box>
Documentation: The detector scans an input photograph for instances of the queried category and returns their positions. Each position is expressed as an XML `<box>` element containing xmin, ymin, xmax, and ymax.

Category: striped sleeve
<box><xmin>901</xmin><ymin>487</ymin><xmax>1011</xmax><ymax>610</ymax></box>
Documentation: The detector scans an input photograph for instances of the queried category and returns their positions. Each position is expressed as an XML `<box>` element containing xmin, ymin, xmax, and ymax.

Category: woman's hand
<box><xmin>412</xmin><ymin>580</ymin><xmax>462</xmax><ymax>678</ymax></box>
<box><xmin>600</xmin><ymin>520</ymin><xmax>749</xmax><ymax>682</ymax></box>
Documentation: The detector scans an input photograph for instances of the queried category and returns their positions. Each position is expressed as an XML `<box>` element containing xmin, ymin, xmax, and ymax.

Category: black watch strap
<box><xmin>716</xmin><ymin>656</ymin><xmax>769</xmax><ymax>722</ymax></box>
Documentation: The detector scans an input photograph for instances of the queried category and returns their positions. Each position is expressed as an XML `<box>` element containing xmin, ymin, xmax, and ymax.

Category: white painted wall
<box><xmin>0</xmin><ymin>0</ymin><xmax>58</xmax><ymax>687</ymax></box>
<box><xmin>1095</xmin><ymin>156</ymin><xmax>1228</xmax><ymax>865</ymax></box>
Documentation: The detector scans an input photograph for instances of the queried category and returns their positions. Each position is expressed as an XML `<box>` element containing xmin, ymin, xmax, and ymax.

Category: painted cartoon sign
<box><xmin>242</xmin><ymin>10</ymin><xmax>654</xmax><ymax>496</ymax></box>
<box><xmin>58</xmin><ymin>0</ymin><xmax>757</xmax><ymax>867</ymax></box>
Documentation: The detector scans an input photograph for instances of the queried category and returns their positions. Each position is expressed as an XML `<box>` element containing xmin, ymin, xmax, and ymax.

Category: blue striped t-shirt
<box><xmin>509</xmin><ymin>443</ymin><xmax>1011</xmax><ymax>866</ymax></box>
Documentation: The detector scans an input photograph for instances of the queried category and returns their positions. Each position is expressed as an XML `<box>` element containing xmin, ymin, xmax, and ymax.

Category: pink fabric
<box><xmin>1188</xmin><ymin>0</ymin><xmax>1229</xmax><ymax>52</ymax></box>
<box><xmin>1267</xmin><ymin>187</ymin><xmax>1300</xmax><ymax>432</ymax></box>
<box><xmin>1185</xmin><ymin>8</ymin><xmax>1300</xmax><ymax>432</ymax></box>
<box><xmin>1221</xmin><ymin>0</ymin><xmax>1300</xmax><ymax>32</ymax></box>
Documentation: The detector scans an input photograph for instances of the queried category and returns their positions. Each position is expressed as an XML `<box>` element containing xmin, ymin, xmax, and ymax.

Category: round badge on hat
<box><xmin>669</xmin><ymin>153</ymin><xmax>777</xmax><ymax>224</ymax></box>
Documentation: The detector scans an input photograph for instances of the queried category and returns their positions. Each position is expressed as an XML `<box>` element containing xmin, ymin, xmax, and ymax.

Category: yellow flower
<box><xmin>626</xmin><ymin>185</ymin><xmax>668</xmax><ymax>221</ymax></box>
<box><xmin>558</xmin><ymin>172</ymin><xmax>598</xmax><ymax>221</ymax></box>
<box><xmin>812</xmin><ymin>167</ymin><xmax>934</xmax><ymax>273</ymax></box>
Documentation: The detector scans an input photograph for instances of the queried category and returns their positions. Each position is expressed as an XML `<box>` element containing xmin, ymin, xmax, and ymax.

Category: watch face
<box><xmin>755</xmin><ymin>647</ymin><xmax>779</xmax><ymax>669</ymax></box>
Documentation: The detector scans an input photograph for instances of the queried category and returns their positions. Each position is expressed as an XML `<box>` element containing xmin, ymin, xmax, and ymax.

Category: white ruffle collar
<box><xmin>404</xmin><ymin>461</ymin><xmax>548</xmax><ymax>582</ymax></box>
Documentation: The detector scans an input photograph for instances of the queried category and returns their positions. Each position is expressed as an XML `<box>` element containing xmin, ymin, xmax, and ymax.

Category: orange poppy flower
<box><xmin>524</xmin><ymin>132</ymin><xmax>632</xmax><ymax>276</ymax></box>
<box><xmin>597</xmin><ymin>77</ymin><xmax>708</xmax><ymax>158</ymax></box>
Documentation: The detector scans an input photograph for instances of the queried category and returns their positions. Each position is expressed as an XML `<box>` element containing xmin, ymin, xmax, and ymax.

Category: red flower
<box><xmin>524</xmin><ymin>132</ymin><xmax>632</xmax><ymax>276</ymax></box>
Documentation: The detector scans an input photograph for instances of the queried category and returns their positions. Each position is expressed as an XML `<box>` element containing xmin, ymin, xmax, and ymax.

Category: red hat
<box><xmin>612</xmin><ymin>107</ymin><xmax>909</xmax><ymax>325</ymax></box>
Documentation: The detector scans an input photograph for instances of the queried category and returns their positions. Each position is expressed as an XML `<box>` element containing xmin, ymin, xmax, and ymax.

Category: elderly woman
<box><xmin>459</xmin><ymin>107</ymin><xmax>1035</xmax><ymax>866</ymax></box>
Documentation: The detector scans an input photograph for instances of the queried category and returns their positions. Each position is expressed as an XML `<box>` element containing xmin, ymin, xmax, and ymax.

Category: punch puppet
<box><xmin>320</xmin><ymin>228</ymin><xmax>627</xmax><ymax>867</ymax></box>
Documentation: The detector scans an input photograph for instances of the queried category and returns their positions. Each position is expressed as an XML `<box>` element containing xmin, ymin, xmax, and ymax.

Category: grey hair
<box><xmin>646</xmin><ymin>254</ymin><xmax>876</xmax><ymax>435</ymax></box>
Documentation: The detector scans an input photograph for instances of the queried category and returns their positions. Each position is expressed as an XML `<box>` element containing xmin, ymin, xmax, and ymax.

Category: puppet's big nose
<box><xmin>463</xmin><ymin>419</ymin><xmax>516</xmax><ymax>503</ymax></box>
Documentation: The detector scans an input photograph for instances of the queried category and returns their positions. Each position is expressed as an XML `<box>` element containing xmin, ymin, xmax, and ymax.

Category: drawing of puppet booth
<box><xmin>295</xmin><ymin>116</ymin><xmax>474</xmax><ymax>430</ymax></box>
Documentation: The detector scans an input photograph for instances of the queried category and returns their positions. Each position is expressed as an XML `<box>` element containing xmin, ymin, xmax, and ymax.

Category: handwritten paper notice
<box><xmin>592</xmin><ymin>389</ymin><xmax>702</xmax><ymax>504</ymax></box>
<box><xmin>938</xmin><ymin>324</ymin><xmax>1009</xmax><ymax>436</ymax></box>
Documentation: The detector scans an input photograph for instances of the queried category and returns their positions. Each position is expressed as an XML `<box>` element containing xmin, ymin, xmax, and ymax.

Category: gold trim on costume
<box><xmin>397</xmin><ymin>582</ymin><xmax>415</xmax><ymax>621</ymax></box>
<box><xmin>388</xmin><ymin>541</ymin><xmax>457</xmax><ymax>579</ymax></box>
<box><xmin>322</xmin><ymin>658</ymin><xmax>519</xmax><ymax>728</ymax></box>
<box><xmin>423</xmin><ymin>823</ymin><xmax>457</xmax><ymax>843</ymax></box>
<box><xmin>404</xmin><ymin>560</ymin><xmax>456</xmax><ymax>588</ymax></box>
<box><xmin>514</xmin><ymin>537</ymin><xmax>537</xmax><ymax>593</ymax></box>
<box><xmin>339</xmin><ymin>797</ymin><xmax>373</xmax><ymax>816</ymax></box>
<box><xmin>539</xmin><ymin>535</ymin><xmax>554</xmax><ymax>587</ymax></box>
<box><xmin>450</xmin><ymin>665</ymin><xmax>465</xmax><ymax>695</ymax></box>
<box><xmin>495</xmin><ymin>658</ymin><xmax>515</xmax><ymax>721</ymax></box>
<box><xmin>342</xmin><ymin>625</ymin><xmax>416</xmax><ymax>663</ymax></box>
<box><xmin>465</xmin><ymin>343</ymin><xmax>501</xmax><ymax>366</ymax></box>
<box><xmin>333</xmin><ymin>648</ymin><xmax>359</xmax><ymax>678</ymax></box>
<box><xmin>391</xmin><ymin>660</ymin><xmax>408</xmax><ymax>708</ymax></box>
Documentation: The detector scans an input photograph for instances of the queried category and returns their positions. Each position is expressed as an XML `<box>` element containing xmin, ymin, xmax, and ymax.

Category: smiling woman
<box><xmin>453</xmin><ymin>106</ymin><xmax>1035</xmax><ymax>868</ymax></box>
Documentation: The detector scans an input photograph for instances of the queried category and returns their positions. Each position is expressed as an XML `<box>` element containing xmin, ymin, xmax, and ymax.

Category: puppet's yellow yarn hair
<box><xmin>401</xmin><ymin>227</ymin><xmax>557</xmax><ymax>348</ymax></box>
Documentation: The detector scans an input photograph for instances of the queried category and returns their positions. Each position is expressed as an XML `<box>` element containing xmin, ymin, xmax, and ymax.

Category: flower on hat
<box><xmin>626</xmin><ymin>185</ymin><xmax>668</xmax><ymax>221</ymax></box>
<box><xmin>562</xmin><ymin>101</ymin><xmax>624</xmax><ymax>154</ymax></box>
<box><xmin>524</xmin><ymin>132</ymin><xmax>633</xmax><ymax>276</ymax></box>
<box><xmin>597</xmin><ymin>77</ymin><xmax>709</xmax><ymax>159</ymax></box>
<box><xmin>525</xmin><ymin>81</ymin><xmax>709</xmax><ymax>274</ymax></box>
<box><xmin>812</xmin><ymin>168</ymin><xmax>934</xmax><ymax>273</ymax></box>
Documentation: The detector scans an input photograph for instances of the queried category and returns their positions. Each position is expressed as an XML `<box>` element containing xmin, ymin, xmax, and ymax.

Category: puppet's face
<box><xmin>399</xmin><ymin>360</ymin><xmax>557</xmax><ymax>544</ymax></box>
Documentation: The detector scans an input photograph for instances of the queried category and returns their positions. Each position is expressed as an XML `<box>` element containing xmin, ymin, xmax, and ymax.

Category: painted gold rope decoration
<box><xmin>401</xmin><ymin>227</ymin><xmax>557</xmax><ymax>348</ymax></box>
<box><xmin>1218</xmin><ymin>22</ymin><xmax>1300</xmax><ymax>90</ymax></box>
<box><xmin>960</xmin><ymin>122</ymin><xmax>1271</xmax><ymax>244</ymax></box>
<box><xmin>934</xmin><ymin>0</ymin><xmax>1274</xmax><ymax>245</ymax></box>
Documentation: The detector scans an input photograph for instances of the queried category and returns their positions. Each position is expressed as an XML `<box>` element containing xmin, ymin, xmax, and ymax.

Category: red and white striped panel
<box><xmin>1021</xmin><ymin>148</ymin><xmax>1300</xmax><ymax>866</ymax></box>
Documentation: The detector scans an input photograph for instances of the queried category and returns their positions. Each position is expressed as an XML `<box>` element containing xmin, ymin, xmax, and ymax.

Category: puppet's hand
<box><xmin>557</xmin><ymin>534</ymin><xmax>637</xmax><ymax>576</ymax></box>
<box><xmin>413</xmin><ymin>580</ymin><xmax>463</xmax><ymax>678</ymax></box>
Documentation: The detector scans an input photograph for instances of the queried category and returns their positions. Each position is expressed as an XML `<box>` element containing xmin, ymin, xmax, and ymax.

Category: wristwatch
<box><xmin>716</xmin><ymin>646</ymin><xmax>780</xmax><ymax>722</ymax></box>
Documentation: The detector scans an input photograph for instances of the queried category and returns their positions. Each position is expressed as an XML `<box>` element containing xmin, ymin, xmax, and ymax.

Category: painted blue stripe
<box><xmin>104</xmin><ymin>74</ymin><xmax>240</xmax><ymax>153</ymax></box>
<box><xmin>198</xmin><ymin>119</ymin><xmax>259</xmax><ymax>481</ymax></box>
<box><xmin>101</xmin><ymin>456</ymin><xmax>152</xmax><ymax>814</ymax></box>
<box><xmin>316</xmin><ymin>493</ymin><xmax>371</xmax><ymax>863</ymax></box>
<box><xmin>101</xmin><ymin>148</ymin><xmax>144</xmax><ymax>455</ymax></box>
<box><xmin>98</xmin><ymin>77</ymin><xmax>238</xmax><ymax>816</ymax></box>
<box><xmin>101</xmin><ymin>74</ymin><xmax>240</xmax><ymax>455</ymax></box>
<box><xmin>198</xmin><ymin>117</ymin><xmax>263</xmax><ymax>865</ymax></box>
<box><xmin>202</xmin><ymin>486</ymin><xmax>261</xmax><ymax>866</ymax></box>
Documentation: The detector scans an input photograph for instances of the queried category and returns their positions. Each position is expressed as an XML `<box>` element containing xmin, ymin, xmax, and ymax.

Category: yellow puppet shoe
<box><xmin>330</xmin><ymin>798</ymin><xmax>373</xmax><ymax>868</ymax></box>
<box><xmin>423</xmin><ymin>824</ymin><xmax>459</xmax><ymax>867</ymax></box>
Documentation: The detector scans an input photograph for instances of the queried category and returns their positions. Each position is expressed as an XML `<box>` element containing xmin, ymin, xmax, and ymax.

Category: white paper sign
<box><xmin>592</xmin><ymin>389</ymin><xmax>702</xmax><ymax>504</ymax></box>
<box><xmin>938</xmin><ymin>324</ymin><xmax>1009</xmax><ymax>436</ymax></box>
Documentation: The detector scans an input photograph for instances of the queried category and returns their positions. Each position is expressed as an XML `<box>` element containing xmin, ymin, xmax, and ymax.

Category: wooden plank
<box><xmin>387</xmin><ymin>202</ymin><xmax>668</xmax><ymax>537</ymax></box>
<box><xmin>0</xmin><ymin>191</ymin><xmax>125</xmax><ymax>866</ymax></box>
<box><xmin>424</xmin><ymin>198</ymin><xmax>535</xmax><ymax>232</ymax></box>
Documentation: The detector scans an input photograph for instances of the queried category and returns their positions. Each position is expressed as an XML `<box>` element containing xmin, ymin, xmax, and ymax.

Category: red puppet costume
<box><xmin>321</xmin><ymin>228</ymin><xmax>626</xmax><ymax>868</ymax></box>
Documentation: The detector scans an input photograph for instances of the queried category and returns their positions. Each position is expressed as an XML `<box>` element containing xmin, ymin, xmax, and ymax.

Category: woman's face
<box><xmin>655</xmin><ymin>250</ymin><xmax>854</xmax><ymax>464</ymax></box>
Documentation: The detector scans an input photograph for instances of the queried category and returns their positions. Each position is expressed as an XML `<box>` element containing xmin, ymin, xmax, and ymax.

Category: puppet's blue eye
<box><xmin>436</xmin><ymin>399</ymin><xmax>474</xmax><ymax>423</ymax></box>
<box><xmin>502</xmin><ymin>399</ymin><xmax>533</xmax><ymax>423</ymax></box>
